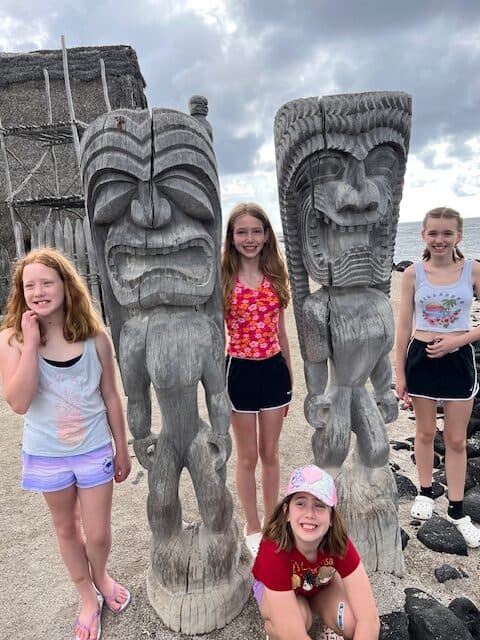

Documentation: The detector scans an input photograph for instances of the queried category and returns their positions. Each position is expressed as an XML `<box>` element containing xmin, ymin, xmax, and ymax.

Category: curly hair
<box><xmin>263</xmin><ymin>494</ymin><xmax>348</xmax><ymax>557</ymax></box>
<box><xmin>422</xmin><ymin>207</ymin><xmax>464</xmax><ymax>262</ymax></box>
<box><xmin>221</xmin><ymin>202</ymin><xmax>290</xmax><ymax>312</ymax></box>
<box><xmin>1</xmin><ymin>248</ymin><xmax>102</xmax><ymax>344</ymax></box>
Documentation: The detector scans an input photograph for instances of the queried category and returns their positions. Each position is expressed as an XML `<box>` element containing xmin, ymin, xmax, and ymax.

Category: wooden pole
<box><xmin>99</xmin><ymin>59</ymin><xmax>112</xmax><ymax>112</ymax></box>
<box><xmin>61</xmin><ymin>35</ymin><xmax>82</xmax><ymax>169</ymax></box>
<box><xmin>43</xmin><ymin>69</ymin><xmax>60</xmax><ymax>195</ymax></box>
<box><xmin>0</xmin><ymin>117</ymin><xmax>23</xmax><ymax>259</ymax></box>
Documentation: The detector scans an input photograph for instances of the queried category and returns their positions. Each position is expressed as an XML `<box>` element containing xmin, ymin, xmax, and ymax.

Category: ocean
<box><xmin>394</xmin><ymin>217</ymin><xmax>480</xmax><ymax>264</ymax></box>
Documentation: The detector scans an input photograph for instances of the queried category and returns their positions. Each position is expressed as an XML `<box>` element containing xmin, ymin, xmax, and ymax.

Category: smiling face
<box><xmin>22</xmin><ymin>263</ymin><xmax>65</xmax><ymax>319</ymax></box>
<box><xmin>232</xmin><ymin>214</ymin><xmax>269</xmax><ymax>261</ymax></box>
<box><xmin>286</xmin><ymin>492</ymin><xmax>331</xmax><ymax>552</ymax></box>
<box><xmin>422</xmin><ymin>216</ymin><xmax>461</xmax><ymax>258</ymax></box>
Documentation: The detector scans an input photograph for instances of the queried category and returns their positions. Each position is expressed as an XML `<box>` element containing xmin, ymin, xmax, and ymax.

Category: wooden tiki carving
<box><xmin>80</xmin><ymin>98</ymin><xmax>250</xmax><ymax>633</ymax></box>
<box><xmin>274</xmin><ymin>92</ymin><xmax>412</xmax><ymax>574</ymax></box>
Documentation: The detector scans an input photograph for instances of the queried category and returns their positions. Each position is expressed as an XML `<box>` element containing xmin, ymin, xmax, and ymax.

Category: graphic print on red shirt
<box><xmin>252</xmin><ymin>537</ymin><xmax>360</xmax><ymax>598</ymax></box>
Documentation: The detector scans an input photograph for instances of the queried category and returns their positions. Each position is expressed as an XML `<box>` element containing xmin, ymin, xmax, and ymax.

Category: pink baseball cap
<box><xmin>284</xmin><ymin>465</ymin><xmax>337</xmax><ymax>507</ymax></box>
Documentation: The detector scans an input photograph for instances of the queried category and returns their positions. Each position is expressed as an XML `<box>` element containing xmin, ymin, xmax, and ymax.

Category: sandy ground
<box><xmin>1</xmin><ymin>271</ymin><xmax>479</xmax><ymax>639</ymax></box>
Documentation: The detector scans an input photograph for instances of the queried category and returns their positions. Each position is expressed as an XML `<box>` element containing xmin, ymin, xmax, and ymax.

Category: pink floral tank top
<box><xmin>226</xmin><ymin>275</ymin><xmax>281</xmax><ymax>359</ymax></box>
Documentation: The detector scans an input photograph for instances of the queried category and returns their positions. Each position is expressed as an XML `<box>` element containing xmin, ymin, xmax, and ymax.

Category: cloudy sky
<box><xmin>1</xmin><ymin>0</ymin><xmax>480</xmax><ymax>231</ymax></box>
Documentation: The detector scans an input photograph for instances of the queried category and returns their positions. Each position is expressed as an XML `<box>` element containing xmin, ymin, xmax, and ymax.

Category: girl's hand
<box><xmin>114</xmin><ymin>447</ymin><xmax>132</xmax><ymax>483</ymax></box>
<box><xmin>395</xmin><ymin>375</ymin><xmax>409</xmax><ymax>404</ymax></box>
<box><xmin>426</xmin><ymin>335</ymin><xmax>460</xmax><ymax>358</ymax></box>
<box><xmin>21</xmin><ymin>311</ymin><xmax>40</xmax><ymax>349</ymax></box>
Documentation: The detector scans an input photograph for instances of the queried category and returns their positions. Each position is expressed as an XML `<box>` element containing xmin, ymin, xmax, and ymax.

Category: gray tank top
<box><xmin>414</xmin><ymin>260</ymin><xmax>473</xmax><ymax>332</ymax></box>
<box><xmin>23</xmin><ymin>338</ymin><xmax>111</xmax><ymax>456</ymax></box>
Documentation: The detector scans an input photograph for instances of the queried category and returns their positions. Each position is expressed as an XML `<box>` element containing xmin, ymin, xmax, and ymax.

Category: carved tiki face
<box><xmin>275</xmin><ymin>92</ymin><xmax>412</xmax><ymax>288</ymax></box>
<box><xmin>81</xmin><ymin>106</ymin><xmax>221</xmax><ymax>313</ymax></box>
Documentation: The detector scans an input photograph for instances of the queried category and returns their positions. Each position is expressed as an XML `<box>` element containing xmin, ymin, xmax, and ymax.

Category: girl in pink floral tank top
<box><xmin>226</xmin><ymin>275</ymin><xmax>281</xmax><ymax>359</ymax></box>
<box><xmin>222</xmin><ymin>203</ymin><xmax>292</xmax><ymax>559</ymax></box>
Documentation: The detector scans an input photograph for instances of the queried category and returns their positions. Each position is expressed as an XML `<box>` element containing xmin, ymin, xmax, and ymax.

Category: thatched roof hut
<box><xmin>0</xmin><ymin>44</ymin><xmax>148</xmax><ymax>278</ymax></box>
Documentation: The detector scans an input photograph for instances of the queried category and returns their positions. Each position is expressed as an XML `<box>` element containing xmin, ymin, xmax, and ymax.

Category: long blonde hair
<box><xmin>221</xmin><ymin>202</ymin><xmax>290</xmax><ymax>312</ymax></box>
<box><xmin>263</xmin><ymin>494</ymin><xmax>348</xmax><ymax>557</ymax></box>
<box><xmin>1</xmin><ymin>248</ymin><xmax>102</xmax><ymax>344</ymax></box>
<box><xmin>422</xmin><ymin>207</ymin><xmax>464</xmax><ymax>261</ymax></box>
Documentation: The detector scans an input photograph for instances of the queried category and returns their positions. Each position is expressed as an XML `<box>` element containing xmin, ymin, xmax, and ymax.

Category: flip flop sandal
<box><xmin>102</xmin><ymin>582</ymin><xmax>131</xmax><ymax>613</ymax></box>
<box><xmin>410</xmin><ymin>495</ymin><xmax>434</xmax><ymax>520</ymax></box>
<box><xmin>75</xmin><ymin>593</ymin><xmax>103</xmax><ymax>640</ymax></box>
<box><xmin>446</xmin><ymin>514</ymin><xmax>480</xmax><ymax>548</ymax></box>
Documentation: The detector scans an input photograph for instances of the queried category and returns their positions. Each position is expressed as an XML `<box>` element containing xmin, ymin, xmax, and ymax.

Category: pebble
<box><xmin>434</xmin><ymin>564</ymin><xmax>464</xmax><ymax>583</ymax></box>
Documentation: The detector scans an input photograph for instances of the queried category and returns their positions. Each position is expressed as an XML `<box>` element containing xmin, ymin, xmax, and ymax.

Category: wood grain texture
<box><xmin>80</xmin><ymin>102</ymin><xmax>250</xmax><ymax>632</ymax></box>
<box><xmin>275</xmin><ymin>91</ymin><xmax>412</xmax><ymax>574</ymax></box>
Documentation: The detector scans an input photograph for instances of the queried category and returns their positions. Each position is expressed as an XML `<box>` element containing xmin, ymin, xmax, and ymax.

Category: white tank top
<box><xmin>23</xmin><ymin>338</ymin><xmax>111</xmax><ymax>456</ymax></box>
<box><xmin>414</xmin><ymin>260</ymin><xmax>474</xmax><ymax>332</ymax></box>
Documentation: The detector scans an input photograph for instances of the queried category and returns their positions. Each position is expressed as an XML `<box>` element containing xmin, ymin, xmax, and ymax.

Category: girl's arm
<box><xmin>0</xmin><ymin>312</ymin><xmax>41</xmax><ymax>414</ymax></box>
<box><xmin>95</xmin><ymin>330</ymin><xmax>131</xmax><ymax>483</ymax></box>
<box><xmin>342</xmin><ymin>562</ymin><xmax>380</xmax><ymax>640</ymax></box>
<box><xmin>278</xmin><ymin>309</ymin><xmax>293</xmax><ymax>386</ymax></box>
<box><xmin>427</xmin><ymin>260</ymin><xmax>480</xmax><ymax>356</ymax></box>
<box><xmin>395</xmin><ymin>265</ymin><xmax>415</xmax><ymax>402</ymax></box>
<box><xmin>261</xmin><ymin>588</ymin><xmax>311</xmax><ymax>640</ymax></box>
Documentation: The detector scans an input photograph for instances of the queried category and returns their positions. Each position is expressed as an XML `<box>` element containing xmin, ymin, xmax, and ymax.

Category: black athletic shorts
<box><xmin>405</xmin><ymin>338</ymin><xmax>478</xmax><ymax>401</ymax></box>
<box><xmin>225</xmin><ymin>352</ymin><xmax>292</xmax><ymax>413</ymax></box>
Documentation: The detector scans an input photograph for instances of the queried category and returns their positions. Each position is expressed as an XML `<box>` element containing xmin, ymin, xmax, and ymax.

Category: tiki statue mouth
<box><xmin>108</xmin><ymin>238</ymin><xmax>212</xmax><ymax>289</ymax></box>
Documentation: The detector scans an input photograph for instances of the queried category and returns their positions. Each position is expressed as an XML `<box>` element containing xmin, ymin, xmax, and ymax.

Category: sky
<box><xmin>1</xmin><ymin>0</ymin><xmax>480</xmax><ymax>233</ymax></box>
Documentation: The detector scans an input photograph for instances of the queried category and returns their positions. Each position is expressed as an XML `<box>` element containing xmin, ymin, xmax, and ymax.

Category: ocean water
<box><xmin>394</xmin><ymin>217</ymin><xmax>480</xmax><ymax>264</ymax></box>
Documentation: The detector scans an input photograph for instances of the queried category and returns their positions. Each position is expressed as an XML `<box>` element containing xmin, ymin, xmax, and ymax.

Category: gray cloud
<box><xmin>1</xmin><ymin>0</ymin><xmax>480</xmax><ymax>187</ymax></box>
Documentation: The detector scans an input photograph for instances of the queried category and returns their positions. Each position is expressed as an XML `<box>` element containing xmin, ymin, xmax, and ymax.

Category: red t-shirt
<box><xmin>252</xmin><ymin>537</ymin><xmax>360</xmax><ymax>599</ymax></box>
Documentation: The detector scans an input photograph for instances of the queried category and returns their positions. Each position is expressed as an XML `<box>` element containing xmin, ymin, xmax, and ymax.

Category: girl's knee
<box><xmin>237</xmin><ymin>453</ymin><xmax>258</xmax><ymax>471</ymax></box>
<box><xmin>53</xmin><ymin>513</ymin><xmax>82</xmax><ymax>541</ymax></box>
<box><xmin>444</xmin><ymin>434</ymin><xmax>466</xmax><ymax>454</ymax></box>
<box><xmin>258</xmin><ymin>446</ymin><xmax>279</xmax><ymax>467</ymax></box>
<box><xmin>85</xmin><ymin>526</ymin><xmax>111</xmax><ymax>549</ymax></box>
<box><xmin>415</xmin><ymin>427</ymin><xmax>436</xmax><ymax>445</ymax></box>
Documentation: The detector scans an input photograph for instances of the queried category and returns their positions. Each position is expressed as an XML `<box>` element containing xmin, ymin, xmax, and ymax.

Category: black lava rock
<box><xmin>467</xmin><ymin>457</ymin><xmax>480</xmax><ymax>483</ymax></box>
<box><xmin>433</xmin><ymin>470</ymin><xmax>447</xmax><ymax>486</ymax></box>
<box><xmin>390</xmin><ymin>440</ymin><xmax>413</xmax><ymax>451</ymax></box>
<box><xmin>400</xmin><ymin>528</ymin><xmax>410</xmax><ymax>550</ymax></box>
<box><xmin>395</xmin><ymin>473</ymin><xmax>418</xmax><ymax>500</ymax></box>
<box><xmin>379</xmin><ymin>611</ymin><xmax>409</xmax><ymax>640</ymax></box>
<box><xmin>404</xmin><ymin>588</ymin><xmax>474</xmax><ymax>639</ymax></box>
<box><xmin>432</xmin><ymin>481</ymin><xmax>445</xmax><ymax>499</ymax></box>
<box><xmin>434</xmin><ymin>564</ymin><xmax>463</xmax><ymax>583</ymax></box>
<box><xmin>467</xmin><ymin>442</ymin><xmax>480</xmax><ymax>459</ymax></box>
<box><xmin>463</xmin><ymin>486</ymin><xmax>480</xmax><ymax>524</ymax></box>
<box><xmin>417</xmin><ymin>516</ymin><xmax>468</xmax><ymax>556</ymax></box>
<box><xmin>434</xmin><ymin>430</ymin><xmax>445</xmax><ymax>455</ymax></box>
<box><xmin>449</xmin><ymin>597</ymin><xmax>480</xmax><ymax>640</ymax></box>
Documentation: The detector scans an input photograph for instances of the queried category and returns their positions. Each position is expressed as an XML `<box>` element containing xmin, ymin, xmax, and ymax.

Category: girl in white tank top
<box><xmin>395</xmin><ymin>207</ymin><xmax>480</xmax><ymax>548</ymax></box>
<box><xmin>0</xmin><ymin>249</ymin><xmax>132</xmax><ymax>638</ymax></box>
